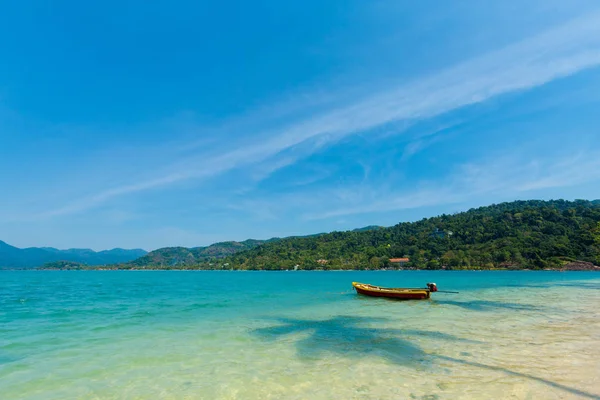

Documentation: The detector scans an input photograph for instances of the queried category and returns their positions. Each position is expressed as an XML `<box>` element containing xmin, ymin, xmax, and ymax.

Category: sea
<box><xmin>1</xmin><ymin>271</ymin><xmax>599</xmax><ymax>400</ymax></box>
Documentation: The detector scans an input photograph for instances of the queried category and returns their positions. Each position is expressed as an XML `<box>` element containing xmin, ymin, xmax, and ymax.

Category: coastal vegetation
<box><xmin>37</xmin><ymin>199</ymin><xmax>598</xmax><ymax>271</ymax></box>
<box><xmin>212</xmin><ymin>199</ymin><xmax>600</xmax><ymax>271</ymax></box>
<box><xmin>124</xmin><ymin>239</ymin><xmax>273</xmax><ymax>268</ymax></box>
<box><xmin>40</xmin><ymin>260</ymin><xmax>88</xmax><ymax>270</ymax></box>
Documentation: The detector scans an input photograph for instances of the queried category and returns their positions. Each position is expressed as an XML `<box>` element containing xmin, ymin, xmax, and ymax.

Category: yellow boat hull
<box><xmin>352</xmin><ymin>282</ymin><xmax>431</xmax><ymax>300</ymax></box>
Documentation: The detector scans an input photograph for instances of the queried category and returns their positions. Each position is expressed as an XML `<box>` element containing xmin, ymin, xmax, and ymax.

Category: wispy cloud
<box><xmin>400</xmin><ymin>128</ymin><xmax>452</xmax><ymax>162</ymax></box>
<box><xmin>305</xmin><ymin>151</ymin><xmax>600</xmax><ymax>220</ymax></box>
<box><xmin>41</xmin><ymin>11</ymin><xmax>600</xmax><ymax>217</ymax></box>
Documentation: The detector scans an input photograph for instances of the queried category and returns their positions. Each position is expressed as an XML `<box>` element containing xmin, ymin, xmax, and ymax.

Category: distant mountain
<box><xmin>123</xmin><ymin>239</ymin><xmax>274</xmax><ymax>268</ymax></box>
<box><xmin>0</xmin><ymin>241</ymin><xmax>147</xmax><ymax>269</ymax></box>
<box><xmin>12</xmin><ymin>199</ymin><xmax>600</xmax><ymax>271</ymax></box>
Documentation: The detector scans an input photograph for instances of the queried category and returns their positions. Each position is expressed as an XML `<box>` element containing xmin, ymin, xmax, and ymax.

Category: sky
<box><xmin>1</xmin><ymin>0</ymin><xmax>600</xmax><ymax>251</ymax></box>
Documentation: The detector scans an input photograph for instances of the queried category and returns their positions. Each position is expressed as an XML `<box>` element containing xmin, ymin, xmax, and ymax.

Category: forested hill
<box><xmin>208</xmin><ymin>200</ymin><xmax>600</xmax><ymax>270</ymax></box>
<box><xmin>122</xmin><ymin>239</ymin><xmax>275</xmax><ymax>268</ymax></box>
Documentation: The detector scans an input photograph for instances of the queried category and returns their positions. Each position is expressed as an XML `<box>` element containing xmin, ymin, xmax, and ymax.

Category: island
<box><xmin>31</xmin><ymin>199</ymin><xmax>600</xmax><ymax>272</ymax></box>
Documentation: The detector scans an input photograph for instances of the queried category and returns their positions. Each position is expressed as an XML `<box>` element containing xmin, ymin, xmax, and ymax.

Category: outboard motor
<box><xmin>427</xmin><ymin>282</ymin><xmax>438</xmax><ymax>292</ymax></box>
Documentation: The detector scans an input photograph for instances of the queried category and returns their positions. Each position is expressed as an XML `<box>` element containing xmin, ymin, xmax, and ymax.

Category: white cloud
<box><xmin>40</xmin><ymin>11</ymin><xmax>600</xmax><ymax>217</ymax></box>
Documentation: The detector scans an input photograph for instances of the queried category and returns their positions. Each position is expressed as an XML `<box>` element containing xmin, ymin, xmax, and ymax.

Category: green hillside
<box><xmin>206</xmin><ymin>199</ymin><xmax>600</xmax><ymax>270</ymax></box>
<box><xmin>121</xmin><ymin>239</ymin><xmax>274</xmax><ymax>268</ymax></box>
<box><xmin>46</xmin><ymin>199</ymin><xmax>600</xmax><ymax>271</ymax></box>
<box><xmin>40</xmin><ymin>260</ymin><xmax>88</xmax><ymax>270</ymax></box>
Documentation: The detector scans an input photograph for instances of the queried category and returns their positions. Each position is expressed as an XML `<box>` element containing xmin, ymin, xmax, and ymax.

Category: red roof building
<box><xmin>389</xmin><ymin>258</ymin><xmax>410</xmax><ymax>263</ymax></box>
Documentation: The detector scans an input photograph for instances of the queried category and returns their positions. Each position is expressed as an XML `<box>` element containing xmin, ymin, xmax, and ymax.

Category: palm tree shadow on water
<box><xmin>255</xmin><ymin>316</ymin><xmax>447</xmax><ymax>368</ymax></box>
<box><xmin>253</xmin><ymin>315</ymin><xmax>600</xmax><ymax>400</ymax></box>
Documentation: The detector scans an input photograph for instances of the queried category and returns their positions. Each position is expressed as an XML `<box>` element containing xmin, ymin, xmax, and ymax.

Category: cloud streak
<box><xmin>42</xmin><ymin>11</ymin><xmax>600</xmax><ymax>217</ymax></box>
<box><xmin>305</xmin><ymin>151</ymin><xmax>600</xmax><ymax>220</ymax></box>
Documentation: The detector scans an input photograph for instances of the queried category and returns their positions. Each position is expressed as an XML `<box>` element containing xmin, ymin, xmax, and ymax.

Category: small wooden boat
<box><xmin>352</xmin><ymin>282</ymin><xmax>438</xmax><ymax>300</ymax></box>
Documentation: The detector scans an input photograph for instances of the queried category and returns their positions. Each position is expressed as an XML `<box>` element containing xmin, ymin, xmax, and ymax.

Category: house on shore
<box><xmin>389</xmin><ymin>257</ymin><xmax>410</xmax><ymax>267</ymax></box>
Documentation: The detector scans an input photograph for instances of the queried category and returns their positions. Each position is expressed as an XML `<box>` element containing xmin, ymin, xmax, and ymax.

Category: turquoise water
<box><xmin>1</xmin><ymin>271</ymin><xmax>599</xmax><ymax>399</ymax></box>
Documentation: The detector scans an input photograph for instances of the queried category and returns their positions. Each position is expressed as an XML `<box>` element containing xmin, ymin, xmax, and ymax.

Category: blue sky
<box><xmin>1</xmin><ymin>0</ymin><xmax>600</xmax><ymax>251</ymax></box>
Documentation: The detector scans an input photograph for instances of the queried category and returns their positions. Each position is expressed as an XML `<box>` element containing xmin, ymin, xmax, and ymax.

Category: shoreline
<box><xmin>20</xmin><ymin>267</ymin><xmax>600</xmax><ymax>272</ymax></box>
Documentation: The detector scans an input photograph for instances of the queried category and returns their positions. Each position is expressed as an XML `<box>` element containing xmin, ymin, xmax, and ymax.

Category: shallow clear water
<box><xmin>1</xmin><ymin>271</ymin><xmax>599</xmax><ymax>399</ymax></box>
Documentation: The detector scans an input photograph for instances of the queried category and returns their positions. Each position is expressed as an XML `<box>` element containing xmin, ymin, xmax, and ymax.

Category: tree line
<box><xmin>197</xmin><ymin>200</ymin><xmax>600</xmax><ymax>270</ymax></box>
<box><xmin>46</xmin><ymin>199</ymin><xmax>599</xmax><ymax>270</ymax></box>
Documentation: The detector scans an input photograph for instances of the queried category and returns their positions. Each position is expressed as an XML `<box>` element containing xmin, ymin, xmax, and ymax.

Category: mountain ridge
<box><xmin>204</xmin><ymin>199</ymin><xmax>600</xmax><ymax>271</ymax></box>
<box><xmin>123</xmin><ymin>238</ymin><xmax>283</xmax><ymax>268</ymax></box>
<box><xmin>0</xmin><ymin>241</ymin><xmax>147</xmax><ymax>269</ymax></box>
<box><xmin>6</xmin><ymin>201</ymin><xmax>600</xmax><ymax>270</ymax></box>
